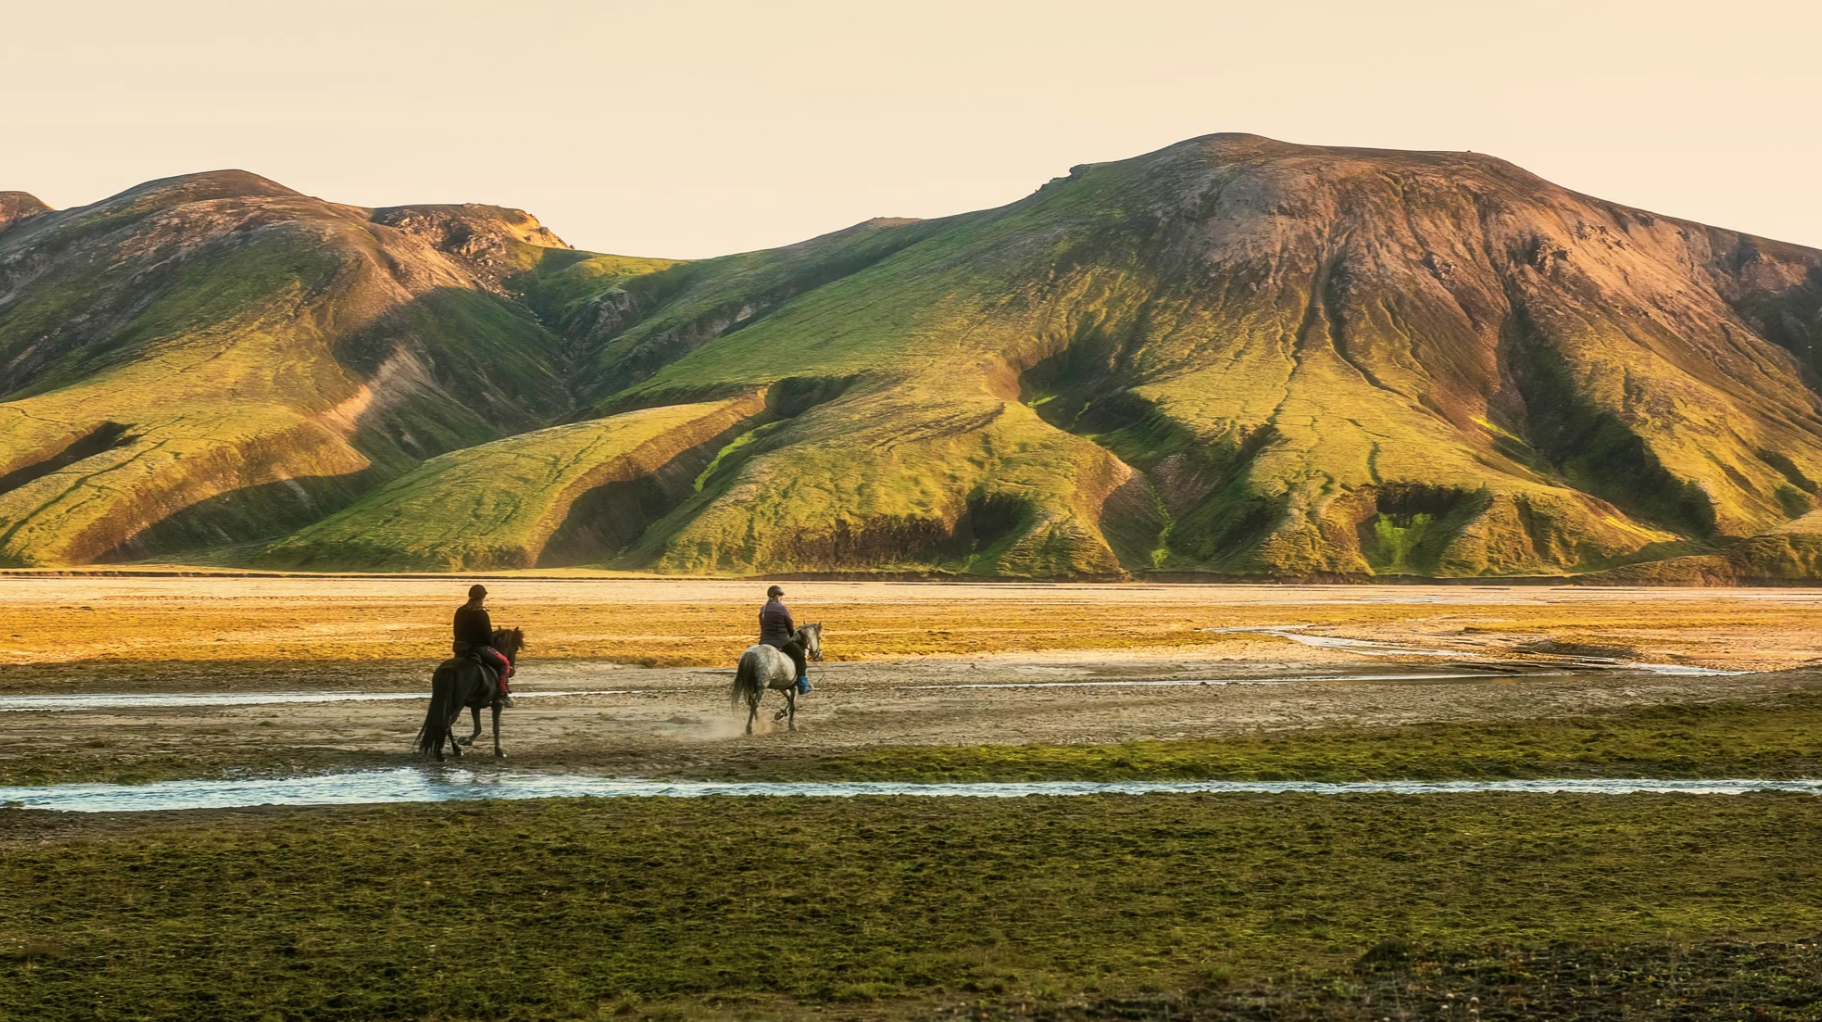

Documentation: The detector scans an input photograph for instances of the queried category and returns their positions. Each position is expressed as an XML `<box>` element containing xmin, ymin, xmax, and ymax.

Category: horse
<box><xmin>416</xmin><ymin>627</ymin><xmax>526</xmax><ymax>761</ymax></box>
<box><xmin>730</xmin><ymin>623</ymin><xmax>823</xmax><ymax>735</ymax></box>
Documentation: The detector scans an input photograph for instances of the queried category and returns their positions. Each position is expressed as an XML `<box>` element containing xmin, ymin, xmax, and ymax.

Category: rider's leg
<box><xmin>783</xmin><ymin>640</ymin><xmax>810</xmax><ymax>693</ymax></box>
<box><xmin>482</xmin><ymin>647</ymin><xmax>515</xmax><ymax>707</ymax></box>
<box><xmin>482</xmin><ymin>648</ymin><xmax>511</xmax><ymax>693</ymax></box>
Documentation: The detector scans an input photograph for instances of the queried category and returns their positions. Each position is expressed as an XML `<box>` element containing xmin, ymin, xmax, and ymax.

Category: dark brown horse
<box><xmin>416</xmin><ymin>627</ymin><xmax>526</xmax><ymax>760</ymax></box>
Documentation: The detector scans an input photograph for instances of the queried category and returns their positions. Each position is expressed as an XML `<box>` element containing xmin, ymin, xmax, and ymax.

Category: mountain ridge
<box><xmin>4</xmin><ymin>135</ymin><xmax>1821</xmax><ymax>579</ymax></box>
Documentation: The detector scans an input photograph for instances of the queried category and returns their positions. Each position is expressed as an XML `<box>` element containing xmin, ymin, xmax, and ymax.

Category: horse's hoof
<box><xmin>456</xmin><ymin>737</ymin><xmax>472</xmax><ymax>747</ymax></box>
<box><xmin>494</xmin><ymin>751</ymin><xmax>506</xmax><ymax>759</ymax></box>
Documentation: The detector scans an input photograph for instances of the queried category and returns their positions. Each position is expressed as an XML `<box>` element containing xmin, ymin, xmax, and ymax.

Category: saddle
<box><xmin>451</xmin><ymin>645</ymin><xmax>499</xmax><ymax>691</ymax></box>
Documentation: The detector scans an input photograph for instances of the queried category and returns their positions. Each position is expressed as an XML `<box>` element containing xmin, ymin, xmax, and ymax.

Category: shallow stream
<box><xmin>4</xmin><ymin>769</ymin><xmax>1817</xmax><ymax>813</ymax></box>
<box><xmin>0</xmin><ymin>689</ymin><xmax>656</xmax><ymax>711</ymax></box>
<box><xmin>891</xmin><ymin>671</ymin><xmax>1528</xmax><ymax>690</ymax></box>
<box><xmin>1210</xmin><ymin>626</ymin><xmax>1744</xmax><ymax>675</ymax></box>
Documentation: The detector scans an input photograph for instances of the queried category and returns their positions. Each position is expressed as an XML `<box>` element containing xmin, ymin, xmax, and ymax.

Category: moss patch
<box><xmin>701</xmin><ymin>689</ymin><xmax>1822</xmax><ymax>783</ymax></box>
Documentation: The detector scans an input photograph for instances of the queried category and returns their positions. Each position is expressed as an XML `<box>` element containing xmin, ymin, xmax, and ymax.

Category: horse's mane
<box><xmin>491</xmin><ymin>627</ymin><xmax>527</xmax><ymax>651</ymax></box>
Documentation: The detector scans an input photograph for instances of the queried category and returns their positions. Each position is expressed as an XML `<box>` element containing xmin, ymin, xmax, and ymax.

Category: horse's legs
<box><xmin>491</xmin><ymin>702</ymin><xmax>504</xmax><ymax>758</ymax></box>
<box><xmin>458</xmin><ymin>705</ymin><xmax>482</xmax><ymax>747</ymax></box>
<box><xmin>746</xmin><ymin>694</ymin><xmax>758</xmax><ymax>735</ymax></box>
<box><xmin>787</xmin><ymin>689</ymin><xmax>796</xmax><ymax>731</ymax></box>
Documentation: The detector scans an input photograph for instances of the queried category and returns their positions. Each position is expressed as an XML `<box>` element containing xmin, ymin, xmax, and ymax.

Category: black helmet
<box><xmin>468</xmin><ymin>584</ymin><xmax>488</xmax><ymax>600</ymax></box>
<box><xmin>766</xmin><ymin>585</ymin><xmax>784</xmax><ymax>597</ymax></box>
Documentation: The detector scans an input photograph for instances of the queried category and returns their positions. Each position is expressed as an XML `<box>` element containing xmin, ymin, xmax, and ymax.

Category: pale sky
<box><xmin>5</xmin><ymin>0</ymin><xmax>1817</xmax><ymax>258</ymax></box>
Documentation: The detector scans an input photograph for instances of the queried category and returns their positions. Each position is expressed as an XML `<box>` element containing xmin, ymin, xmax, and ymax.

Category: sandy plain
<box><xmin>5</xmin><ymin>576</ymin><xmax>1822</xmax><ymax>782</ymax></box>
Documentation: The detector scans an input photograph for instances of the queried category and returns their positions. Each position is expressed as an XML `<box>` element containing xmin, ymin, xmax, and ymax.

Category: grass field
<box><xmin>709</xmin><ymin>689</ymin><xmax>1822</xmax><ymax>784</ymax></box>
<box><xmin>5</xmin><ymin>793</ymin><xmax>1821</xmax><ymax>1020</ymax></box>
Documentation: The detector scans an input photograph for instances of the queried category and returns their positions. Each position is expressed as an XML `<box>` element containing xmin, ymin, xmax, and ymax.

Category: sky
<box><xmin>5</xmin><ymin>0</ymin><xmax>1817</xmax><ymax>258</ymax></box>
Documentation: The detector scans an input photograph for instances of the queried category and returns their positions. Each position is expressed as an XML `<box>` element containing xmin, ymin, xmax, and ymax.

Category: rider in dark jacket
<box><xmin>454</xmin><ymin>584</ymin><xmax>514</xmax><ymax>707</ymax></box>
<box><xmin>760</xmin><ymin>585</ymin><xmax>811</xmax><ymax>693</ymax></box>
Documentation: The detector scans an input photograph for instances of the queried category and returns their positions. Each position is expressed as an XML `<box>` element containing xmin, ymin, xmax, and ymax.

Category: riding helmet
<box><xmin>469</xmin><ymin>583</ymin><xmax>488</xmax><ymax>600</ymax></box>
<box><xmin>766</xmin><ymin>585</ymin><xmax>784</xmax><ymax>597</ymax></box>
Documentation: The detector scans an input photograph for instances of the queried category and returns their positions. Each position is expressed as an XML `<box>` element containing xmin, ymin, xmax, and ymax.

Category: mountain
<box><xmin>0</xmin><ymin>172</ymin><xmax>575</xmax><ymax>564</ymax></box>
<box><xmin>5</xmin><ymin>136</ymin><xmax>1822</xmax><ymax>579</ymax></box>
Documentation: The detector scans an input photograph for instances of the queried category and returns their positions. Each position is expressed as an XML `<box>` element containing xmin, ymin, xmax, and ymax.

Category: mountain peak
<box><xmin>102</xmin><ymin>169</ymin><xmax>304</xmax><ymax>209</ymax></box>
<box><xmin>0</xmin><ymin>192</ymin><xmax>52</xmax><ymax>233</ymax></box>
<box><xmin>371</xmin><ymin>203</ymin><xmax>571</xmax><ymax>251</ymax></box>
<box><xmin>370</xmin><ymin>203</ymin><xmax>572</xmax><ymax>284</ymax></box>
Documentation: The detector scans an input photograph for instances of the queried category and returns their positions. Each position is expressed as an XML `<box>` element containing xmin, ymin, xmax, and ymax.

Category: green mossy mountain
<box><xmin>0</xmin><ymin>172</ymin><xmax>574</xmax><ymax>565</ymax></box>
<box><xmin>5</xmin><ymin>136</ymin><xmax>1822</xmax><ymax>578</ymax></box>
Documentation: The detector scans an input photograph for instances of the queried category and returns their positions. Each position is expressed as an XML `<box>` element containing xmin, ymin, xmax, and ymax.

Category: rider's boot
<box><xmin>796</xmin><ymin>675</ymin><xmax>812</xmax><ymax>694</ymax></box>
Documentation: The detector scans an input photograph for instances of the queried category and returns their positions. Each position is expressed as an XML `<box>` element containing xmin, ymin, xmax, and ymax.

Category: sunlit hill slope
<box><xmin>4</xmin><ymin>135</ymin><xmax>1821</xmax><ymax>579</ymax></box>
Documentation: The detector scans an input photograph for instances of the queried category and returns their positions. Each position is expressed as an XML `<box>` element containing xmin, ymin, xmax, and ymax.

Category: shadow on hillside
<box><xmin>0</xmin><ymin>422</ymin><xmax>137</xmax><ymax>498</ymax></box>
<box><xmin>96</xmin><ymin>469</ymin><xmax>385</xmax><ymax>564</ymax></box>
<box><xmin>559</xmin><ymin>377</ymin><xmax>859</xmax><ymax>570</ymax></box>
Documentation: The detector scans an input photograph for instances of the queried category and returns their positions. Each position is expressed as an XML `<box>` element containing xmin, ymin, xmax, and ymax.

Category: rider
<box><xmin>453</xmin><ymin>584</ymin><xmax>514</xmax><ymax>708</ymax></box>
<box><xmin>759</xmin><ymin>584</ymin><xmax>811</xmax><ymax>694</ymax></box>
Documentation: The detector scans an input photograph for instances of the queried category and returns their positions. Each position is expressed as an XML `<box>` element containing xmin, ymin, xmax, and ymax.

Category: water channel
<box><xmin>5</xmin><ymin>769</ymin><xmax>1816</xmax><ymax>813</ymax></box>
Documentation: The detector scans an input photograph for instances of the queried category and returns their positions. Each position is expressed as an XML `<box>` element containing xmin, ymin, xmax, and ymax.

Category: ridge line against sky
<box><xmin>4</xmin><ymin>0</ymin><xmax>1818</xmax><ymax>259</ymax></box>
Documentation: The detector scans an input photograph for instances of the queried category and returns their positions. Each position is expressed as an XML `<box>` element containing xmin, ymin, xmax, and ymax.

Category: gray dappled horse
<box><xmin>416</xmin><ymin>627</ymin><xmax>526</xmax><ymax>760</ymax></box>
<box><xmin>730</xmin><ymin>623</ymin><xmax>822</xmax><ymax>734</ymax></box>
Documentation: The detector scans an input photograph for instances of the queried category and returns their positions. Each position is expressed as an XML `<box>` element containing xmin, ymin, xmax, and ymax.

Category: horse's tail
<box><xmin>417</xmin><ymin>663</ymin><xmax>459</xmax><ymax>755</ymax></box>
<box><xmin>731</xmin><ymin>649</ymin><xmax>761</xmax><ymax>707</ymax></box>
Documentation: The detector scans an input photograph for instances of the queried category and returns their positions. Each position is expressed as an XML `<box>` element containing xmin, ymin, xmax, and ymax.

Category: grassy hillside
<box><xmin>0</xmin><ymin>172</ymin><xmax>574</xmax><ymax>565</ymax></box>
<box><xmin>7</xmin><ymin>137</ymin><xmax>1822</xmax><ymax>578</ymax></box>
<box><xmin>511</xmin><ymin>135</ymin><xmax>1822</xmax><ymax>578</ymax></box>
<box><xmin>262</xmin><ymin>394</ymin><xmax>765</xmax><ymax>570</ymax></box>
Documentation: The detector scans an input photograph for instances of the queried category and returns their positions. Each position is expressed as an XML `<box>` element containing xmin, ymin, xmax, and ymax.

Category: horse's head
<box><xmin>799</xmin><ymin>622</ymin><xmax>823</xmax><ymax>662</ymax></box>
<box><xmin>492</xmin><ymin>627</ymin><xmax>527</xmax><ymax>664</ymax></box>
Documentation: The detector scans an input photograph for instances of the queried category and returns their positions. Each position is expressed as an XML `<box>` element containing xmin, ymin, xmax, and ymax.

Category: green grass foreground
<box><xmin>3</xmin><ymin>793</ymin><xmax>1821</xmax><ymax>1020</ymax></box>
<box><xmin>715</xmin><ymin>688</ymin><xmax>1822</xmax><ymax>784</ymax></box>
